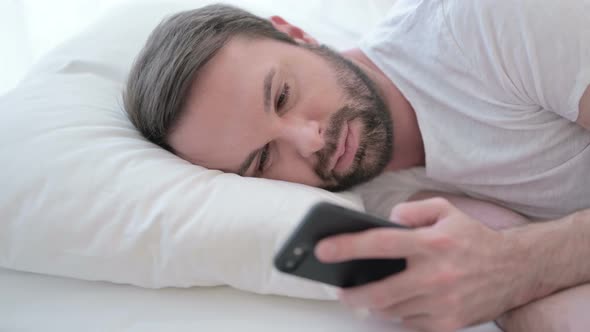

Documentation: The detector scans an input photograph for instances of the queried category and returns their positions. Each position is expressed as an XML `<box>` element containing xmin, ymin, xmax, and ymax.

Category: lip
<box><xmin>328</xmin><ymin>121</ymin><xmax>359</xmax><ymax>175</ymax></box>
<box><xmin>327</xmin><ymin>122</ymin><xmax>349</xmax><ymax>173</ymax></box>
<box><xmin>334</xmin><ymin>121</ymin><xmax>359</xmax><ymax>174</ymax></box>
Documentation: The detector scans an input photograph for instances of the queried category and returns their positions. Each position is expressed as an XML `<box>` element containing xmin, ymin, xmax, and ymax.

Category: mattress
<box><xmin>0</xmin><ymin>267</ymin><xmax>500</xmax><ymax>332</ymax></box>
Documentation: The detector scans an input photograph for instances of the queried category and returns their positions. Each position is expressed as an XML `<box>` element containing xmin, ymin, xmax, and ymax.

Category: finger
<box><xmin>390</xmin><ymin>198</ymin><xmax>456</xmax><ymax>228</ymax></box>
<box><xmin>370</xmin><ymin>296</ymin><xmax>431</xmax><ymax>320</ymax></box>
<box><xmin>401</xmin><ymin>315</ymin><xmax>436</xmax><ymax>332</ymax></box>
<box><xmin>338</xmin><ymin>270</ymin><xmax>427</xmax><ymax>310</ymax></box>
<box><xmin>315</xmin><ymin>228</ymin><xmax>424</xmax><ymax>263</ymax></box>
<box><xmin>403</xmin><ymin>316</ymin><xmax>460</xmax><ymax>332</ymax></box>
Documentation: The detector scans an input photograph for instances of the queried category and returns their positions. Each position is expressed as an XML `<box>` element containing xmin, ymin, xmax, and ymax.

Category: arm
<box><xmin>315</xmin><ymin>194</ymin><xmax>590</xmax><ymax>331</ymax></box>
<box><xmin>502</xmin><ymin>209</ymin><xmax>590</xmax><ymax>305</ymax></box>
<box><xmin>412</xmin><ymin>191</ymin><xmax>590</xmax><ymax>331</ymax></box>
<box><xmin>497</xmin><ymin>284</ymin><xmax>590</xmax><ymax>332</ymax></box>
<box><xmin>495</xmin><ymin>209</ymin><xmax>590</xmax><ymax>332</ymax></box>
<box><xmin>410</xmin><ymin>191</ymin><xmax>590</xmax><ymax>304</ymax></box>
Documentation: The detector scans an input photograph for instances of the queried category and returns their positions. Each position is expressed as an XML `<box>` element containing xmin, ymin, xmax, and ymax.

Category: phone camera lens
<box><xmin>293</xmin><ymin>246</ymin><xmax>305</xmax><ymax>256</ymax></box>
<box><xmin>283</xmin><ymin>259</ymin><xmax>297</xmax><ymax>271</ymax></box>
<box><xmin>280</xmin><ymin>244</ymin><xmax>309</xmax><ymax>272</ymax></box>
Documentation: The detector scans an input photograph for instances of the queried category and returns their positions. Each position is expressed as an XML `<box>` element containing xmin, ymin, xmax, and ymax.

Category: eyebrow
<box><xmin>237</xmin><ymin>68</ymin><xmax>276</xmax><ymax>176</ymax></box>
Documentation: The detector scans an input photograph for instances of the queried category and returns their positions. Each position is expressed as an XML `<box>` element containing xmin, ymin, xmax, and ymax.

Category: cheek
<box><xmin>296</xmin><ymin>70</ymin><xmax>346</xmax><ymax>119</ymax></box>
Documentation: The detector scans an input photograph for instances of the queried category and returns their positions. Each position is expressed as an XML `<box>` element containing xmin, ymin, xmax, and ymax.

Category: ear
<box><xmin>269</xmin><ymin>16</ymin><xmax>319</xmax><ymax>46</ymax></box>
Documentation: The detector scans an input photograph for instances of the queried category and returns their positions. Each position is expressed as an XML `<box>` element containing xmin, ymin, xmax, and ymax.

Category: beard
<box><xmin>304</xmin><ymin>44</ymin><xmax>394</xmax><ymax>192</ymax></box>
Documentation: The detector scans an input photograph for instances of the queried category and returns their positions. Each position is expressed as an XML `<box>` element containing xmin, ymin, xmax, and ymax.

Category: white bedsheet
<box><xmin>0</xmin><ymin>268</ymin><xmax>500</xmax><ymax>332</ymax></box>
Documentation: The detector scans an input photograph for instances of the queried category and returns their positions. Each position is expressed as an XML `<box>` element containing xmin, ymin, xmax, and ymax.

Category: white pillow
<box><xmin>0</xmin><ymin>0</ymin><xmax>402</xmax><ymax>299</ymax></box>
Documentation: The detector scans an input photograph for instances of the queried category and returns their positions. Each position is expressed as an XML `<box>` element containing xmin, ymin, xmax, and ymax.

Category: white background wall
<box><xmin>0</xmin><ymin>0</ymin><xmax>394</xmax><ymax>96</ymax></box>
<box><xmin>0</xmin><ymin>0</ymin><xmax>130</xmax><ymax>95</ymax></box>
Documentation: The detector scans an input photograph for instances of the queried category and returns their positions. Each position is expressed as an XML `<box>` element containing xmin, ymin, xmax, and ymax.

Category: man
<box><xmin>123</xmin><ymin>1</ymin><xmax>590</xmax><ymax>331</ymax></box>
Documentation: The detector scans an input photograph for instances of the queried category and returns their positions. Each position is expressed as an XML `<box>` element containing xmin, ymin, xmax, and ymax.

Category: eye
<box><xmin>276</xmin><ymin>83</ymin><xmax>290</xmax><ymax>111</ymax></box>
<box><xmin>257</xmin><ymin>144</ymin><xmax>271</xmax><ymax>173</ymax></box>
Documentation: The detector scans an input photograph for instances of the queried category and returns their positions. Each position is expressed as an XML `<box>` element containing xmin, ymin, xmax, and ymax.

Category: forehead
<box><xmin>168</xmin><ymin>36</ymin><xmax>296</xmax><ymax>169</ymax></box>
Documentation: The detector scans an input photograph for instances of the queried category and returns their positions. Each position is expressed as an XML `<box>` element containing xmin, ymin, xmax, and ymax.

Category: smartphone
<box><xmin>274</xmin><ymin>202</ymin><xmax>407</xmax><ymax>288</ymax></box>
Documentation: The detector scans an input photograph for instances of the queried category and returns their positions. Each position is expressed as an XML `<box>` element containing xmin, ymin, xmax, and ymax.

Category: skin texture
<box><xmin>317</xmin><ymin>197</ymin><xmax>529</xmax><ymax>331</ymax></box>
<box><xmin>409</xmin><ymin>193</ymin><xmax>590</xmax><ymax>332</ymax></box>
<box><xmin>497</xmin><ymin>283</ymin><xmax>590</xmax><ymax>332</ymax></box>
<box><xmin>168</xmin><ymin>17</ymin><xmax>424</xmax><ymax>192</ymax></box>
<box><xmin>166</xmin><ymin>15</ymin><xmax>590</xmax><ymax>332</ymax></box>
<box><xmin>315</xmin><ymin>198</ymin><xmax>590</xmax><ymax>332</ymax></box>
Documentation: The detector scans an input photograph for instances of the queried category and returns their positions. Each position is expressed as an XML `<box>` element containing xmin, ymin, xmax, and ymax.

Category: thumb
<box><xmin>390</xmin><ymin>198</ymin><xmax>455</xmax><ymax>228</ymax></box>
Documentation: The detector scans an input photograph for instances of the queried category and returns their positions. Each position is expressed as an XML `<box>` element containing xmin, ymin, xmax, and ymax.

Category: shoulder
<box><xmin>443</xmin><ymin>0</ymin><xmax>533</xmax><ymax>21</ymax></box>
<box><xmin>443</xmin><ymin>0</ymin><xmax>585</xmax><ymax>40</ymax></box>
<box><xmin>368</xmin><ymin>0</ymin><xmax>446</xmax><ymax>33</ymax></box>
<box><xmin>441</xmin><ymin>0</ymin><xmax>526</xmax><ymax>42</ymax></box>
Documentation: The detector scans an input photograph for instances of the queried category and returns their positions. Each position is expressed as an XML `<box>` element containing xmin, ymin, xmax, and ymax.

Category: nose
<box><xmin>279</xmin><ymin>117</ymin><xmax>324</xmax><ymax>158</ymax></box>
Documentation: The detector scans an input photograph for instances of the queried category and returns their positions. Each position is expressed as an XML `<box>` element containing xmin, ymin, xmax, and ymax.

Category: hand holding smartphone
<box><xmin>274</xmin><ymin>202</ymin><xmax>408</xmax><ymax>288</ymax></box>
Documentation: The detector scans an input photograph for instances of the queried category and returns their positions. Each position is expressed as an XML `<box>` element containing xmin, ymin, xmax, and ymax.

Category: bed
<box><xmin>0</xmin><ymin>267</ymin><xmax>500</xmax><ymax>331</ymax></box>
<box><xmin>0</xmin><ymin>1</ymin><xmax>502</xmax><ymax>331</ymax></box>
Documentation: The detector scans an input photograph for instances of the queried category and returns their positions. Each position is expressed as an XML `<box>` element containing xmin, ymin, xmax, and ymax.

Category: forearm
<box><xmin>504</xmin><ymin>209</ymin><xmax>590</xmax><ymax>308</ymax></box>
<box><xmin>497</xmin><ymin>283</ymin><xmax>590</xmax><ymax>332</ymax></box>
<box><xmin>406</xmin><ymin>192</ymin><xmax>590</xmax><ymax>330</ymax></box>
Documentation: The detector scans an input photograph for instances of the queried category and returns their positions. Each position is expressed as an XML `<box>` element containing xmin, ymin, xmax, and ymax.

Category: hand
<box><xmin>315</xmin><ymin>198</ymin><xmax>526</xmax><ymax>332</ymax></box>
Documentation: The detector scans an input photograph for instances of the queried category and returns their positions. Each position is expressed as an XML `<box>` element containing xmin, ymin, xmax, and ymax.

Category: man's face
<box><xmin>168</xmin><ymin>36</ymin><xmax>393</xmax><ymax>191</ymax></box>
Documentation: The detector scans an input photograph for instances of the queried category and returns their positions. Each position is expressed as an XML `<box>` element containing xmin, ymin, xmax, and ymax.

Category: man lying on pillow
<box><xmin>123</xmin><ymin>2</ymin><xmax>590</xmax><ymax>331</ymax></box>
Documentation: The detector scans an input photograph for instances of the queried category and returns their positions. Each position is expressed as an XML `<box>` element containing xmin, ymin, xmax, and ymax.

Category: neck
<box><xmin>341</xmin><ymin>48</ymin><xmax>425</xmax><ymax>171</ymax></box>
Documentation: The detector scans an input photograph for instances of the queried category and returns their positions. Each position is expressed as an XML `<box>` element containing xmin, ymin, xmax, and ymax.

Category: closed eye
<box><xmin>256</xmin><ymin>83</ymin><xmax>290</xmax><ymax>175</ymax></box>
<box><xmin>257</xmin><ymin>143</ymin><xmax>270</xmax><ymax>173</ymax></box>
<box><xmin>276</xmin><ymin>83</ymin><xmax>290</xmax><ymax>112</ymax></box>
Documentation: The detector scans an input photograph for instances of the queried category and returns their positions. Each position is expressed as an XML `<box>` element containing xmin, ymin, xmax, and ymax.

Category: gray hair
<box><xmin>123</xmin><ymin>4</ymin><xmax>297</xmax><ymax>150</ymax></box>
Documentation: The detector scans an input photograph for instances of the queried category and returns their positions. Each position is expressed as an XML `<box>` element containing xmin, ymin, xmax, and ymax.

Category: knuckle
<box><xmin>430</xmin><ymin>197</ymin><xmax>451</xmax><ymax>209</ymax></box>
<box><xmin>369</xmin><ymin>291</ymin><xmax>391</xmax><ymax>309</ymax></box>
<box><xmin>372</xmin><ymin>231</ymin><xmax>396</xmax><ymax>255</ymax></box>
<box><xmin>372</xmin><ymin>296</ymin><xmax>389</xmax><ymax>310</ymax></box>
<box><xmin>424</xmin><ymin>231</ymin><xmax>457</xmax><ymax>251</ymax></box>
<box><xmin>430</xmin><ymin>269</ymin><xmax>459</xmax><ymax>289</ymax></box>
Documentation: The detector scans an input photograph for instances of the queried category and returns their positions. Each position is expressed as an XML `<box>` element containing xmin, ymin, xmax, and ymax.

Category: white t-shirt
<box><xmin>357</xmin><ymin>0</ymin><xmax>590</xmax><ymax>220</ymax></box>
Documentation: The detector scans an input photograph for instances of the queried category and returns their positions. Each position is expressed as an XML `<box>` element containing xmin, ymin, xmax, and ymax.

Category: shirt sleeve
<box><xmin>444</xmin><ymin>0</ymin><xmax>590</xmax><ymax>122</ymax></box>
<box><xmin>352</xmin><ymin>168</ymin><xmax>462</xmax><ymax>219</ymax></box>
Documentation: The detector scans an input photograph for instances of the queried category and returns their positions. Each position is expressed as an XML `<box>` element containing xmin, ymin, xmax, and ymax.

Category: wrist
<box><xmin>497</xmin><ymin>228</ymin><xmax>539</xmax><ymax>310</ymax></box>
<box><xmin>500</xmin><ymin>212</ymin><xmax>590</xmax><ymax>308</ymax></box>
